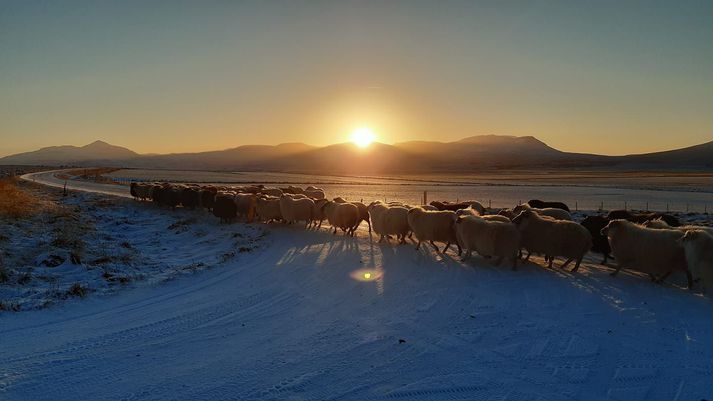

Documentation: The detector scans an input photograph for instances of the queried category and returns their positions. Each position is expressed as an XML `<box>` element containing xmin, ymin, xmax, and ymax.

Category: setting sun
<box><xmin>350</xmin><ymin>127</ymin><xmax>376</xmax><ymax>148</ymax></box>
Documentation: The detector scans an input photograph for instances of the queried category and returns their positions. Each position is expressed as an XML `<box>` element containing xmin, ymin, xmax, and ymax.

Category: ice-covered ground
<box><xmin>0</xmin><ymin>187</ymin><xmax>265</xmax><ymax>311</ymax></box>
<box><xmin>1</xmin><ymin>171</ymin><xmax>712</xmax><ymax>400</ymax></box>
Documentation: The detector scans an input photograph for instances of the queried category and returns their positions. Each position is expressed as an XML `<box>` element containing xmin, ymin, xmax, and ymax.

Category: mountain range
<box><xmin>2</xmin><ymin>136</ymin><xmax>712</xmax><ymax>173</ymax></box>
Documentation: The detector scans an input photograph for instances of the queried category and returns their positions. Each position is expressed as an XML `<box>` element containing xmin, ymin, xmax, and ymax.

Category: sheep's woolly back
<box><xmin>456</xmin><ymin>216</ymin><xmax>520</xmax><ymax>260</ymax></box>
<box><xmin>279</xmin><ymin>195</ymin><xmax>314</xmax><ymax>223</ymax></box>
<box><xmin>407</xmin><ymin>208</ymin><xmax>458</xmax><ymax>243</ymax></box>
<box><xmin>514</xmin><ymin>211</ymin><xmax>591</xmax><ymax>259</ymax></box>
<box><xmin>256</xmin><ymin>197</ymin><xmax>282</xmax><ymax>221</ymax></box>
<box><xmin>604</xmin><ymin>219</ymin><xmax>687</xmax><ymax>275</ymax></box>
<box><xmin>382</xmin><ymin>206</ymin><xmax>410</xmax><ymax>237</ymax></box>
<box><xmin>680</xmin><ymin>230</ymin><xmax>713</xmax><ymax>287</ymax></box>
<box><xmin>367</xmin><ymin>202</ymin><xmax>389</xmax><ymax>235</ymax></box>
<box><xmin>513</xmin><ymin>204</ymin><xmax>572</xmax><ymax>221</ymax></box>
<box><xmin>324</xmin><ymin>202</ymin><xmax>359</xmax><ymax>230</ymax></box>
<box><xmin>482</xmin><ymin>214</ymin><xmax>511</xmax><ymax>223</ymax></box>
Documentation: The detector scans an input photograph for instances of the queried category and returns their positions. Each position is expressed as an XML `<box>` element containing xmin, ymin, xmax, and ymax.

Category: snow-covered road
<box><xmin>3</xmin><ymin>173</ymin><xmax>713</xmax><ymax>400</ymax></box>
<box><xmin>21</xmin><ymin>169</ymin><xmax>131</xmax><ymax>198</ymax></box>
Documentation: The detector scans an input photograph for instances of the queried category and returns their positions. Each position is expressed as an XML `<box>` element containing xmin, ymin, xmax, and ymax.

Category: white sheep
<box><xmin>310</xmin><ymin>198</ymin><xmax>329</xmax><ymax>228</ymax></box>
<box><xmin>513</xmin><ymin>203</ymin><xmax>572</xmax><ymax>221</ymax></box>
<box><xmin>334</xmin><ymin>198</ymin><xmax>371</xmax><ymax>232</ymax></box>
<box><xmin>323</xmin><ymin>201</ymin><xmax>359</xmax><ymax>236</ymax></box>
<box><xmin>679</xmin><ymin>230</ymin><xmax>713</xmax><ymax>288</ymax></box>
<box><xmin>261</xmin><ymin>187</ymin><xmax>283</xmax><ymax>197</ymax></box>
<box><xmin>367</xmin><ymin>201</ymin><xmax>388</xmax><ymax>236</ymax></box>
<box><xmin>512</xmin><ymin>209</ymin><xmax>591</xmax><ymax>271</ymax></box>
<box><xmin>482</xmin><ymin>214</ymin><xmax>512</xmax><ymax>223</ymax></box>
<box><xmin>380</xmin><ymin>206</ymin><xmax>411</xmax><ymax>244</ymax></box>
<box><xmin>407</xmin><ymin>208</ymin><xmax>461</xmax><ymax>253</ymax></box>
<box><xmin>455</xmin><ymin>215</ymin><xmax>521</xmax><ymax>269</ymax></box>
<box><xmin>256</xmin><ymin>197</ymin><xmax>282</xmax><ymax>223</ymax></box>
<box><xmin>234</xmin><ymin>193</ymin><xmax>257</xmax><ymax>222</ymax></box>
<box><xmin>304</xmin><ymin>187</ymin><xmax>326</xmax><ymax>200</ymax></box>
<box><xmin>643</xmin><ymin>218</ymin><xmax>713</xmax><ymax>236</ymax></box>
<box><xmin>602</xmin><ymin>219</ymin><xmax>691</xmax><ymax>287</ymax></box>
<box><xmin>454</xmin><ymin>207</ymin><xmax>480</xmax><ymax>217</ymax></box>
<box><xmin>279</xmin><ymin>195</ymin><xmax>314</xmax><ymax>227</ymax></box>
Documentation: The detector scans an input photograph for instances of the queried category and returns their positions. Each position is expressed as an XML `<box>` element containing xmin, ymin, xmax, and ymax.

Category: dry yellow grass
<box><xmin>0</xmin><ymin>178</ymin><xmax>44</xmax><ymax>219</ymax></box>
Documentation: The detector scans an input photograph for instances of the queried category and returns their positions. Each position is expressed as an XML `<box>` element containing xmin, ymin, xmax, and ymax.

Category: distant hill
<box><xmin>0</xmin><ymin>140</ymin><xmax>137</xmax><ymax>166</ymax></box>
<box><xmin>2</xmin><ymin>135</ymin><xmax>712</xmax><ymax>172</ymax></box>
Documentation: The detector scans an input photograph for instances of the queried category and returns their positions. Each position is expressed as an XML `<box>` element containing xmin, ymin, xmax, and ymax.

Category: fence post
<box><xmin>600</xmin><ymin>201</ymin><xmax>604</xmax><ymax>211</ymax></box>
<box><xmin>575</xmin><ymin>201</ymin><xmax>578</xmax><ymax>211</ymax></box>
<box><xmin>489</xmin><ymin>199</ymin><xmax>492</xmax><ymax>208</ymax></box>
<box><xmin>624</xmin><ymin>201</ymin><xmax>627</xmax><ymax>211</ymax></box>
<box><xmin>666</xmin><ymin>203</ymin><xmax>669</xmax><ymax>212</ymax></box>
<box><xmin>646</xmin><ymin>202</ymin><xmax>649</xmax><ymax>211</ymax></box>
<box><xmin>423</xmin><ymin>191</ymin><xmax>427</xmax><ymax>205</ymax></box>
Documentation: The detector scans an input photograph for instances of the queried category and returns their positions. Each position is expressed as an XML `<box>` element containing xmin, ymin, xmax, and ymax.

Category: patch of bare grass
<box><xmin>0</xmin><ymin>178</ymin><xmax>45</xmax><ymax>219</ymax></box>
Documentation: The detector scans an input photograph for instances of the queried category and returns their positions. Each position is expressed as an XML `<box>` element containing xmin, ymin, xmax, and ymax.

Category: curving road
<box><xmin>2</xmin><ymin>172</ymin><xmax>713</xmax><ymax>400</ymax></box>
<box><xmin>21</xmin><ymin>169</ymin><xmax>132</xmax><ymax>198</ymax></box>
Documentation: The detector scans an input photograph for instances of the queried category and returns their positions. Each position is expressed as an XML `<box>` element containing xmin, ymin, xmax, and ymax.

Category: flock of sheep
<box><xmin>130</xmin><ymin>182</ymin><xmax>713</xmax><ymax>290</ymax></box>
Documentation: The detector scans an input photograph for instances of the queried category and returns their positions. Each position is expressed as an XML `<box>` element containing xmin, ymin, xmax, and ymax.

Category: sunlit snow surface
<box><xmin>1</xmin><ymin>171</ymin><xmax>711</xmax><ymax>400</ymax></box>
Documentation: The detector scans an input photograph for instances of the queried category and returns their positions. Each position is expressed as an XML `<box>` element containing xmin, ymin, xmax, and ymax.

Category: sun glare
<box><xmin>350</xmin><ymin>127</ymin><xmax>376</xmax><ymax>148</ymax></box>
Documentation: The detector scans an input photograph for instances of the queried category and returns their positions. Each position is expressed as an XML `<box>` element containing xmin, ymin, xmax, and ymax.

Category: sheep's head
<box><xmin>512</xmin><ymin>204</ymin><xmax>530</xmax><ymax>214</ymax></box>
<box><xmin>511</xmin><ymin>209</ymin><xmax>534</xmax><ymax>226</ymax></box>
<box><xmin>333</xmin><ymin>197</ymin><xmax>347</xmax><ymax>203</ymax></box>
<box><xmin>678</xmin><ymin>230</ymin><xmax>712</xmax><ymax>247</ymax></box>
<box><xmin>601</xmin><ymin>219</ymin><xmax>627</xmax><ymax>236</ymax></box>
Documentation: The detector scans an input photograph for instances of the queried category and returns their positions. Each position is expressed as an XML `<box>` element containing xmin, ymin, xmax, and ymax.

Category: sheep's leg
<box><xmin>657</xmin><ymin>271</ymin><xmax>673</xmax><ymax>284</ymax></box>
<box><xmin>455</xmin><ymin>243</ymin><xmax>462</xmax><ymax>255</ymax></box>
<box><xmin>547</xmin><ymin>257</ymin><xmax>554</xmax><ymax>269</ymax></box>
<box><xmin>561</xmin><ymin>258</ymin><xmax>573</xmax><ymax>269</ymax></box>
<box><xmin>415</xmin><ymin>241</ymin><xmax>421</xmax><ymax>251</ymax></box>
<box><xmin>461</xmin><ymin>249</ymin><xmax>471</xmax><ymax>261</ymax></box>
<box><xmin>609</xmin><ymin>265</ymin><xmax>622</xmax><ymax>277</ymax></box>
<box><xmin>571</xmin><ymin>256</ymin><xmax>584</xmax><ymax>273</ymax></box>
<box><xmin>442</xmin><ymin>242</ymin><xmax>451</xmax><ymax>253</ymax></box>
<box><xmin>333</xmin><ymin>227</ymin><xmax>337</xmax><ymax>235</ymax></box>
<box><xmin>430</xmin><ymin>241</ymin><xmax>440</xmax><ymax>252</ymax></box>
<box><xmin>367</xmin><ymin>221</ymin><xmax>372</xmax><ymax>233</ymax></box>
<box><xmin>524</xmin><ymin>251</ymin><xmax>531</xmax><ymax>261</ymax></box>
<box><xmin>399</xmin><ymin>234</ymin><xmax>407</xmax><ymax>245</ymax></box>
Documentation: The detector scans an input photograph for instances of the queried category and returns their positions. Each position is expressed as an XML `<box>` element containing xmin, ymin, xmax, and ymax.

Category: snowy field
<box><xmin>106</xmin><ymin>168</ymin><xmax>713</xmax><ymax>213</ymax></box>
<box><xmin>1</xmin><ymin>171</ymin><xmax>712</xmax><ymax>400</ymax></box>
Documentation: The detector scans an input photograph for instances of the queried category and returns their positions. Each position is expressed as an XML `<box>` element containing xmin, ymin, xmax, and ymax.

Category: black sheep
<box><xmin>213</xmin><ymin>194</ymin><xmax>237</xmax><ymax>223</ymax></box>
<box><xmin>580</xmin><ymin>215</ymin><xmax>612</xmax><ymax>264</ymax></box>
<box><xmin>527</xmin><ymin>199</ymin><xmax>570</xmax><ymax>212</ymax></box>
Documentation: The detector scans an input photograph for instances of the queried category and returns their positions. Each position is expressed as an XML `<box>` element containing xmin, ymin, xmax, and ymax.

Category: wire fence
<box><xmin>111</xmin><ymin>177</ymin><xmax>712</xmax><ymax>215</ymax></box>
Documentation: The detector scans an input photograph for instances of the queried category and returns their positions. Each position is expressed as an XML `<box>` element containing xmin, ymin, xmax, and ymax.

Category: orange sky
<box><xmin>1</xmin><ymin>1</ymin><xmax>712</xmax><ymax>157</ymax></box>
